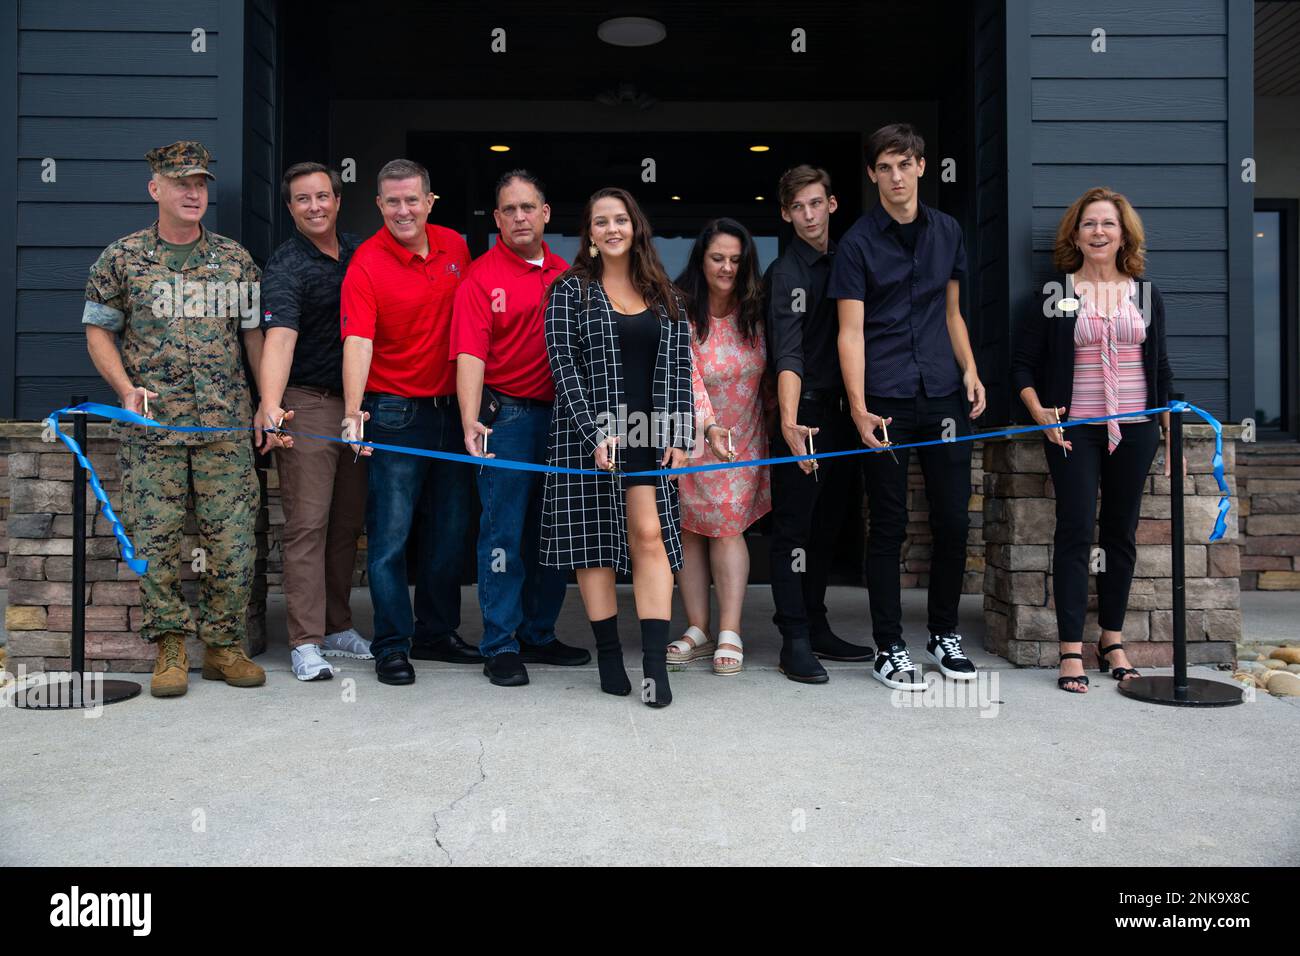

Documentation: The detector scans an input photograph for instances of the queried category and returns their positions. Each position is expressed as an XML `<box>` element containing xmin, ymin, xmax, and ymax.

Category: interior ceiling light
<box><xmin>754</xmin><ymin>195</ymin><xmax>765</xmax><ymax>201</ymax></box>
<box><xmin>749</xmin><ymin>145</ymin><xmax>770</xmax><ymax>152</ymax></box>
<box><xmin>598</xmin><ymin>16</ymin><xmax>667</xmax><ymax>47</ymax></box>
<box><xmin>489</xmin><ymin>145</ymin><xmax>510</xmax><ymax>152</ymax></box>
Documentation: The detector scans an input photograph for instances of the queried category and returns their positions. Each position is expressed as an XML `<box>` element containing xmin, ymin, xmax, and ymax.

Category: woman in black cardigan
<box><xmin>541</xmin><ymin>187</ymin><xmax>694</xmax><ymax>708</ymax></box>
<box><xmin>1010</xmin><ymin>187</ymin><xmax>1174</xmax><ymax>693</ymax></box>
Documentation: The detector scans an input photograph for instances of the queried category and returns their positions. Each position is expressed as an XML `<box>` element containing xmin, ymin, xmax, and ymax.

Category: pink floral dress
<box><xmin>679</xmin><ymin>311</ymin><xmax>772</xmax><ymax>537</ymax></box>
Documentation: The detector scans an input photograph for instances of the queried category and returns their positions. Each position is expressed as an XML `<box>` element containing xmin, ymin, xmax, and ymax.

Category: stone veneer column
<box><xmin>2</xmin><ymin>422</ymin><xmax>268</xmax><ymax>673</ymax></box>
<box><xmin>981</xmin><ymin>424</ymin><xmax>1241</xmax><ymax>668</ymax></box>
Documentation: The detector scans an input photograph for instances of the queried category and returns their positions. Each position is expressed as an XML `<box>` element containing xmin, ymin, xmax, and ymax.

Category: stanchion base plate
<box><xmin>8</xmin><ymin>674</ymin><xmax>141</xmax><ymax>709</ymax></box>
<box><xmin>1117</xmin><ymin>675</ymin><xmax>1244</xmax><ymax>707</ymax></box>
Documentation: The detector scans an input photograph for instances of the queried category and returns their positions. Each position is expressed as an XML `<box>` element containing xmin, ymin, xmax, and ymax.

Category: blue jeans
<box><xmin>476</xmin><ymin>403</ymin><xmax>568</xmax><ymax>657</ymax></box>
<box><xmin>363</xmin><ymin>394</ymin><xmax>471</xmax><ymax>660</ymax></box>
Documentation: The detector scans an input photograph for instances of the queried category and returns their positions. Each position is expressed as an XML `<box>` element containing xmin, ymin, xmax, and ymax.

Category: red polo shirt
<box><xmin>450</xmin><ymin>239</ymin><xmax>569</xmax><ymax>401</ymax></box>
<box><xmin>340</xmin><ymin>222</ymin><xmax>470</xmax><ymax>397</ymax></box>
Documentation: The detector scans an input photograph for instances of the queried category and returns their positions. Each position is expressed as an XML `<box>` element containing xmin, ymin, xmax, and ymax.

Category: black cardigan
<box><xmin>1009</xmin><ymin>281</ymin><xmax>1174</xmax><ymax>416</ymax></box>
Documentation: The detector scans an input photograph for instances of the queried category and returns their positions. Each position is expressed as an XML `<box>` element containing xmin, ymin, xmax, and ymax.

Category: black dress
<box><xmin>615</xmin><ymin>307</ymin><xmax>662</xmax><ymax>486</ymax></box>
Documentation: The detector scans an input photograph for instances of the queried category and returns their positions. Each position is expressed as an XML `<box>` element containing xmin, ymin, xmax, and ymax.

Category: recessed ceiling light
<box><xmin>671</xmin><ymin>195</ymin><xmax>681</xmax><ymax>201</ymax></box>
<box><xmin>754</xmin><ymin>195</ymin><xmax>765</xmax><ymax>201</ymax></box>
<box><xmin>489</xmin><ymin>145</ymin><xmax>510</xmax><ymax>152</ymax></box>
<box><xmin>598</xmin><ymin>16</ymin><xmax>667</xmax><ymax>47</ymax></box>
<box><xmin>749</xmin><ymin>145</ymin><xmax>770</xmax><ymax>152</ymax></box>
<box><xmin>1256</xmin><ymin>231</ymin><xmax>1266</xmax><ymax>238</ymax></box>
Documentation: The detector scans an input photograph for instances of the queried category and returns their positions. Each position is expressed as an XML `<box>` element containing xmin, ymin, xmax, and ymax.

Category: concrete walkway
<box><xmin>2</xmin><ymin>587</ymin><xmax>1296</xmax><ymax>866</ymax></box>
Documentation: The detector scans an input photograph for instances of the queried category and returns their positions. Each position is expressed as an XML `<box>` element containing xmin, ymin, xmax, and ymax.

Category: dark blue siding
<box><xmin>4</xmin><ymin>0</ymin><xmax>248</xmax><ymax>418</ymax></box>
<box><xmin>1006</xmin><ymin>0</ymin><xmax>1250</xmax><ymax>422</ymax></box>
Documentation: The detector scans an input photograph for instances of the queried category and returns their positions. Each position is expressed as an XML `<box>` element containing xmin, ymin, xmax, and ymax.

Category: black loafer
<box><xmin>410</xmin><ymin>631</ymin><xmax>482</xmax><ymax>664</ymax></box>
<box><xmin>483</xmin><ymin>651</ymin><xmax>529</xmax><ymax>687</ymax></box>
<box><xmin>375</xmin><ymin>652</ymin><xmax>415</xmax><ymax>685</ymax></box>
<box><xmin>518</xmin><ymin>638</ymin><xmax>591</xmax><ymax>666</ymax></box>
<box><xmin>811</xmin><ymin>631</ymin><xmax>874</xmax><ymax>662</ymax></box>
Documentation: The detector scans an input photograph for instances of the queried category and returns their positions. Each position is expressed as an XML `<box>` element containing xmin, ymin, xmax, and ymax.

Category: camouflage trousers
<box><xmin>118</xmin><ymin>440</ymin><xmax>260</xmax><ymax>646</ymax></box>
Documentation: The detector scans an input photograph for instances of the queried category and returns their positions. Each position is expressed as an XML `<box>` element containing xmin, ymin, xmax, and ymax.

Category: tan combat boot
<box><xmin>151</xmin><ymin>634</ymin><xmax>189</xmax><ymax>698</ymax></box>
<box><xmin>201</xmin><ymin>643</ymin><xmax>266</xmax><ymax>687</ymax></box>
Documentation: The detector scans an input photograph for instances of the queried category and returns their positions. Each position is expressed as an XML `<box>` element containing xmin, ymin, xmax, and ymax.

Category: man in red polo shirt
<box><xmin>452</xmin><ymin>170</ymin><xmax>586</xmax><ymax>687</ymax></box>
<box><xmin>341</xmin><ymin>158</ymin><xmax>473</xmax><ymax>686</ymax></box>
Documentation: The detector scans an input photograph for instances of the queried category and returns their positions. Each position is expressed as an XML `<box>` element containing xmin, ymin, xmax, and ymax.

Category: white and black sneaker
<box><xmin>926</xmin><ymin>632</ymin><xmax>977</xmax><ymax>680</ymax></box>
<box><xmin>872</xmin><ymin>643</ymin><xmax>924</xmax><ymax>691</ymax></box>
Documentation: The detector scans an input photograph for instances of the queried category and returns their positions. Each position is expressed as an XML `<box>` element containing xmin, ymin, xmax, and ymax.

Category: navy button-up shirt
<box><xmin>827</xmin><ymin>201</ymin><xmax>967</xmax><ymax>399</ymax></box>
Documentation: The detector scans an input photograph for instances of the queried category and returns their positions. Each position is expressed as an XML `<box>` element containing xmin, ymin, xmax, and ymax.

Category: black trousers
<box><xmin>862</xmin><ymin>390</ymin><xmax>971</xmax><ymax>646</ymax></box>
<box><xmin>768</xmin><ymin>392</ymin><xmax>858</xmax><ymax>639</ymax></box>
<box><xmin>1044</xmin><ymin>419</ymin><xmax>1159</xmax><ymax>644</ymax></box>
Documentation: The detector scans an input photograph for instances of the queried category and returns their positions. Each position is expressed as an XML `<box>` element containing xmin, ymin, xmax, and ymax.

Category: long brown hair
<box><xmin>1053</xmin><ymin>186</ymin><xmax>1147</xmax><ymax>277</ymax></box>
<box><xmin>560</xmin><ymin>186</ymin><xmax>682</xmax><ymax>318</ymax></box>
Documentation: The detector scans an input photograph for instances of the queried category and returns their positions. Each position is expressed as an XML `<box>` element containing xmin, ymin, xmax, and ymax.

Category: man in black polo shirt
<box><xmin>766</xmin><ymin>164</ymin><xmax>874</xmax><ymax>684</ymax></box>
<box><xmin>830</xmin><ymin>124</ymin><xmax>986</xmax><ymax>691</ymax></box>
<box><xmin>256</xmin><ymin>162</ymin><xmax>373</xmax><ymax>681</ymax></box>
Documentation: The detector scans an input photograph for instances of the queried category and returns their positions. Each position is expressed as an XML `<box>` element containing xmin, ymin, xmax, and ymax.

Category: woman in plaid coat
<box><xmin>541</xmin><ymin>186</ymin><xmax>694</xmax><ymax>708</ymax></box>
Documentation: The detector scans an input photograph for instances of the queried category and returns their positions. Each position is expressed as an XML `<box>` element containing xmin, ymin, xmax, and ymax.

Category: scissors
<box><xmin>880</xmin><ymin>420</ymin><xmax>899</xmax><ymax>464</ymax></box>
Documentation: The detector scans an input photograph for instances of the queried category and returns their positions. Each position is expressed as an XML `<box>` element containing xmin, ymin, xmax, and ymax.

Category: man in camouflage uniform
<box><xmin>82</xmin><ymin>140</ymin><xmax>266</xmax><ymax>698</ymax></box>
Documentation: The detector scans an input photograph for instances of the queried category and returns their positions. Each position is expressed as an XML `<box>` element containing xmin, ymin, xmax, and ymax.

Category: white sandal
<box><xmin>713</xmin><ymin>630</ymin><xmax>743</xmax><ymax>676</ymax></box>
<box><xmin>667</xmin><ymin>625</ymin><xmax>715</xmax><ymax>663</ymax></box>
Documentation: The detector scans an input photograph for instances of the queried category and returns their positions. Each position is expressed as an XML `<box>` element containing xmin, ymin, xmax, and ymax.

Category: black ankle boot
<box><xmin>639</xmin><ymin>619</ymin><xmax>672</xmax><ymax>708</ymax></box>
<box><xmin>779</xmin><ymin>634</ymin><xmax>829</xmax><ymax>684</ymax></box>
<box><xmin>590</xmin><ymin>615</ymin><xmax>630</xmax><ymax>696</ymax></box>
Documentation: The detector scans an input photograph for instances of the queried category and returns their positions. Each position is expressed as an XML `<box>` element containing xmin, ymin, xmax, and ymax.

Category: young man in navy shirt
<box><xmin>829</xmin><ymin>123</ymin><xmax>986</xmax><ymax>691</ymax></box>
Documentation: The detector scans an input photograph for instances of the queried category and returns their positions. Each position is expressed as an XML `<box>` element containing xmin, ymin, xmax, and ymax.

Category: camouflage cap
<box><xmin>146</xmin><ymin>140</ymin><xmax>216</xmax><ymax>180</ymax></box>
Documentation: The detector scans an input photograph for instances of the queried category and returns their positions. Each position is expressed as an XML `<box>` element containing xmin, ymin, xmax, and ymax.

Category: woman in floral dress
<box><xmin>669</xmin><ymin>218</ymin><xmax>771</xmax><ymax>675</ymax></box>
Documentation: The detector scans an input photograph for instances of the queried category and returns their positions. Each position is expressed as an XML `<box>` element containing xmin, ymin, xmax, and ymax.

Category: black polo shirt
<box><xmin>764</xmin><ymin>236</ymin><xmax>841</xmax><ymax>392</ymax></box>
<box><xmin>260</xmin><ymin>229</ymin><xmax>363</xmax><ymax>392</ymax></box>
<box><xmin>827</xmin><ymin>201</ymin><xmax>967</xmax><ymax>399</ymax></box>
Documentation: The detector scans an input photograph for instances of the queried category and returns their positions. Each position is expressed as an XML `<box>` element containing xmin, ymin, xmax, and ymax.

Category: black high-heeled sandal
<box><xmin>1098</xmin><ymin>642</ymin><xmax>1141</xmax><ymax>681</ymax></box>
<box><xmin>1057</xmin><ymin>652</ymin><xmax>1090</xmax><ymax>693</ymax></box>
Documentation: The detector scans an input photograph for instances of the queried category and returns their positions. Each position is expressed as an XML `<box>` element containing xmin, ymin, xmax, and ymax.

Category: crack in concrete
<box><xmin>432</xmin><ymin>735</ymin><xmax>487</xmax><ymax>866</ymax></box>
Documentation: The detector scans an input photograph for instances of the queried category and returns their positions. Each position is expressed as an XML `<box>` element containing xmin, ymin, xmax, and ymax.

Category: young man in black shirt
<box><xmin>829</xmin><ymin>124</ymin><xmax>986</xmax><ymax>691</ymax></box>
<box><xmin>766</xmin><ymin>165</ymin><xmax>874</xmax><ymax>683</ymax></box>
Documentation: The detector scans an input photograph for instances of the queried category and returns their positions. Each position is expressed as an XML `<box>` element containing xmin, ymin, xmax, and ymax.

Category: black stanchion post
<box><xmin>71</xmin><ymin>395</ymin><xmax>87</xmax><ymax>679</ymax></box>
<box><xmin>1169</xmin><ymin>390</ymin><xmax>1188</xmax><ymax>699</ymax></box>
<box><xmin>1119</xmin><ymin>392</ymin><xmax>1242</xmax><ymax>707</ymax></box>
<box><xmin>19</xmin><ymin>397</ymin><xmax>141</xmax><ymax>710</ymax></box>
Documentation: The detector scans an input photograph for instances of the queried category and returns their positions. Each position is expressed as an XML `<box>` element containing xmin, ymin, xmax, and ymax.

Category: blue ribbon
<box><xmin>45</xmin><ymin>409</ymin><xmax>149</xmax><ymax>574</ymax></box>
<box><xmin>1169</xmin><ymin>400</ymin><xmax>1231</xmax><ymax>542</ymax></box>
<box><xmin>48</xmin><ymin>398</ymin><xmax>1233</xmax><ymax>569</ymax></box>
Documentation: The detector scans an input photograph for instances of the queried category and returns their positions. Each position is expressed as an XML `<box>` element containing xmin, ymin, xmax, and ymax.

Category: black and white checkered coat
<box><xmin>540</xmin><ymin>274</ymin><xmax>695</xmax><ymax>574</ymax></box>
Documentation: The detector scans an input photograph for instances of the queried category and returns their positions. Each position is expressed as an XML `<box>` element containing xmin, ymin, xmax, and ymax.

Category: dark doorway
<box><xmin>278</xmin><ymin>0</ymin><xmax>976</xmax><ymax>586</ymax></box>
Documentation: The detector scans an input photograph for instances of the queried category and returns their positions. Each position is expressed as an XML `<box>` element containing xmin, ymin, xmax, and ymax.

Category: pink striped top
<box><xmin>1068</xmin><ymin>277</ymin><xmax>1150</xmax><ymax>425</ymax></box>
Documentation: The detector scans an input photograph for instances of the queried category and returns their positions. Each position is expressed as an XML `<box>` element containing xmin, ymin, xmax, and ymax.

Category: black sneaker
<box><xmin>926</xmin><ymin>632</ymin><xmax>977</xmax><ymax>680</ymax></box>
<box><xmin>483</xmin><ymin>651</ymin><xmax>529</xmax><ymax>687</ymax></box>
<box><xmin>872</xmin><ymin>643</ymin><xmax>924</xmax><ymax>691</ymax></box>
<box><xmin>518</xmin><ymin>638</ymin><xmax>591</xmax><ymax>666</ymax></box>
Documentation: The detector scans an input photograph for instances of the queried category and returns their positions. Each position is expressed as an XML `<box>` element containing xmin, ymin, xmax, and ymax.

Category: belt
<box><xmin>495</xmin><ymin>393</ymin><xmax>552</xmax><ymax>408</ymax></box>
<box><xmin>364</xmin><ymin>392</ymin><xmax>457</xmax><ymax>408</ymax></box>
<box><xmin>800</xmin><ymin>388</ymin><xmax>848</xmax><ymax>409</ymax></box>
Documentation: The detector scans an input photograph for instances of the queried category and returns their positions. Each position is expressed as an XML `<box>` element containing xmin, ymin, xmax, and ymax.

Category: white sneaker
<box><xmin>292</xmin><ymin>644</ymin><xmax>335</xmax><ymax>681</ymax></box>
<box><xmin>322</xmin><ymin>628</ymin><xmax>373</xmax><ymax>659</ymax></box>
